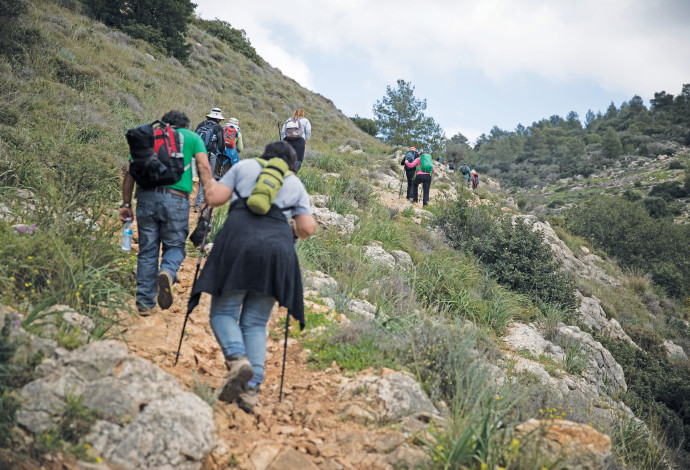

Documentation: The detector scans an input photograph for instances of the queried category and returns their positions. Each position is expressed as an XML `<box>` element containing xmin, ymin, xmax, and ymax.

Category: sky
<box><xmin>193</xmin><ymin>0</ymin><xmax>690</xmax><ymax>143</ymax></box>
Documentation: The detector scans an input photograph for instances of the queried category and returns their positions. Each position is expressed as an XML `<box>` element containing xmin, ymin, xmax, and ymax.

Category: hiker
<box><xmin>194</xmin><ymin>107</ymin><xmax>226</xmax><ymax>210</ymax></box>
<box><xmin>215</xmin><ymin>117</ymin><xmax>244</xmax><ymax>179</ymax></box>
<box><xmin>400</xmin><ymin>146</ymin><xmax>419</xmax><ymax>201</ymax></box>
<box><xmin>405</xmin><ymin>151</ymin><xmax>434</xmax><ymax>206</ymax></box>
<box><xmin>459</xmin><ymin>163</ymin><xmax>472</xmax><ymax>189</ymax></box>
<box><xmin>192</xmin><ymin>141</ymin><xmax>315</xmax><ymax>413</ymax></box>
<box><xmin>280</xmin><ymin>109</ymin><xmax>311</xmax><ymax>172</ymax></box>
<box><xmin>119</xmin><ymin>110</ymin><xmax>213</xmax><ymax>314</ymax></box>
<box><xmin>471</xmin><ymin>169</ymin><xmax>479</xmax><ymax>190</ymax></box>
<box><xmin>437</xmin><ymin>155</ymin><xmax>444</xmax><ymax>165</ymax></box>
<box><xmin>448</xmin><ymin>162</ymin><xmax>455</xmax><ymax>171</ymax></box>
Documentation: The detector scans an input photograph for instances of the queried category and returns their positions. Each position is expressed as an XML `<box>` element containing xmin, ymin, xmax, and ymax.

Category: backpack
<box><xmin>284</xmin><ymin>117</ymin><xmax>304</xmax><ymax>140</ymax></box>
<box><xmin>404</xmin><ymin>150</ymin><xmax>417</xmax><ymax>163</ymax></box>
<box><xmin>223</xmin><ymin>125</ymin><xmax>238</xmax><ymax>149</ymax></box>
<box><xmin>420</xmin><ymin>153</ymin><xmax>433</xmax><ymax>173</ymax></box>
<box><xmin>246</xmin><ymin>158</ymin><xmax>293</xmax><ymax>215</ymax></box>
<box><xmin>125</xmin><ymin>121</ymin><xmax>187</xmax><ymax>189</ymax></box>
<box><xmin>448</xmin><ymin>162</ymin><xmax>455</xmax><ymax>171</ymax></box>
<box><xmin>196</xmin><ymin>121</ymin><xmax>218</xmax><ymax>154</ymax></box>
<box><xmin>214</xmin><ymin>149</ymin><xmax>240</xmax><ymax>179</ymax></box>
<box><xmin>460</xmin><ymin>164</ymin><xmax>469</xmax><ymax>175</ymax></box>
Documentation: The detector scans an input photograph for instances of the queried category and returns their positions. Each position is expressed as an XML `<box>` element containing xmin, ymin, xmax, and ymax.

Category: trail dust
<box><xmin>120</xmin><ymin>182</ymin><xmax>429</xmax><ymax>470</ymax></box>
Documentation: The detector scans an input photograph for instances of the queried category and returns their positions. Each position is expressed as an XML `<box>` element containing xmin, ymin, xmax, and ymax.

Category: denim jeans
<box><xmin>135</xmin><ymin>190</ymin><xmax>190</xmax><ymax>309</ymax></box>
<box><xmin>210</xmin><ymin>290</ymin><xmax>277</xmax><ymax>385</ymax></box>
<box><xmin>194</xmin><ymin>152</ymin><xmax>217</xmax><ymax>207</ymax></box>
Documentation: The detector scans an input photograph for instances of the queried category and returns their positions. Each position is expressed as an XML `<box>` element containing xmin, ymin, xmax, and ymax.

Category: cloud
<box><xmin>197</xmin><ymin>0</ymin><xmax>689</xmax><ymax>98</ymax></box>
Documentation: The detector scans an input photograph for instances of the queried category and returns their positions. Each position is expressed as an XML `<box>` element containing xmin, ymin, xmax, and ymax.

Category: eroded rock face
<box><xmin>575</xmin><ymin>293</ymin><xmax>635</xmax><ymax>346</ymax></box>
<box><xmin>339</xmin><ymin>370</ymin><xmax>441</xmax><ymax>424</ymax></box>
<box><xmin>362</xmin><ymin>242</ymin><xmax>396</xmax><ymax>268</ymax></box>
<box><xmin>17</xmin><ymin>340</ymin><xmax>214</xmax><ymax>470</ymax></box>
<box><xmin>516</xmin><ymin>215</ymin><xmax>619</xmax><ymax>286</ymax></box>
<box><xmin>515</xmin><ymin>419</ymin><xmax>612</xmax><ymax>470</ymax></box>
<box><xmin>312</xmin><ymin>206</ymin><xmax>357</xmax><ymax>235</ymax></box>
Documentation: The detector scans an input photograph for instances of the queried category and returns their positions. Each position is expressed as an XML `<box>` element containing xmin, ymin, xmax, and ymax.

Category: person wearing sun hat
<box><xmin>194</xmin><ymin>108</ymin><xmax>226</xmax><ymax>210</ymax></box>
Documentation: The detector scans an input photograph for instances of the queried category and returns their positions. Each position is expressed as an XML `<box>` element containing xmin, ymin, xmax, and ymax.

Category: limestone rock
<box><xmin>575</xmin><ymin>293</ymin><xmax>635</xmax><ymax>345</ymax></box>
<box><xmin>17</xmin><ymin>340</ymin><xmax>214</xmax><ymax>470</ymax></box>
<box><xmin>347</xmin><ymin>298</ymin><xmax>377</xmax><ymax>320</ymax></box>
<box><xmin>302</xmin><ymin>270</ymin><xmax>338</xmax><ymax>292</ymax></box>
<box><xmin>362</xmin><ymin>242</ymin><xmax>396</xmax><ymax>268</ymax></box>
<box><xmin>339</xmin><ymin>371</ymin><xmax>440</xmax><ymax>423</ymax></box>
<box><xmin>515</xmin><ymin>419</ymin><xmax>612</xmax><ymax>470</ymax></box>
<box><xmin>312</xmin><ymin>206</ymin><xmax>356</xmax><ymax>235</ymax></box>
<box><xmin>390</xmin><ymin>250</ymin><xmax>413</xmax><ymax>268</ymax></box>
<box><xmin>663</xmin><ymin>340</ymin><xmax>688</xmax><ymax>361</ymax></box>
<box><xmin>503</xmin><ymin>323</ymin><xmax>566</xmax><ymax>363</ymax></box>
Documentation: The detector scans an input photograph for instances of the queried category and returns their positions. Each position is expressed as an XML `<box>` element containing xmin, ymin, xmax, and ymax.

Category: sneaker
<box><xmin>157</xmin><ymin>270</ymin><xmax>174</xmax><ymax>309</ymax></box>
<box><xmin>237</xmin><ymin>383</ymin><xmax>260</xmax><ymax>413</ymax></box>
<box><xmin>219</xmin><ymin>355</ymin><xmax>253</xmax><ymax>404</ymax></box>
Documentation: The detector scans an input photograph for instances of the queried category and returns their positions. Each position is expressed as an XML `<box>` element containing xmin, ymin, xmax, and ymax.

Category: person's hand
<box><xmin>199</xmin><ymin>204</ymin><xmax>211</xmax><ymax>221</ymax></box>
<box><xmin>119</xmin><ymin>207</ymin><xmax>133</xmax><ymax>222</ymax></box>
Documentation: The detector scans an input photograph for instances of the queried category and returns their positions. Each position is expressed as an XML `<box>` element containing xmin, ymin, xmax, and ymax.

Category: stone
<box><xmin>338</xmin><ymin>371</ymin><xmax>440</xmax><ymax>423</ymax></box>
<box><xmin>17</xmin><ymin>340</ymin><xmax>214</xmax><ymax>470</ymax></box>
<box><xmin>503</xmin><ymin>323</ymin><xmax>566</xmax><ymax>362</ymax></box>
<box><xmin>346</xmin><ymin>298</ymin><xmax>377</xmax><ymax>319</ymax></box>
<box><xmin>362</xmin><ymin>242</ymin><xmax>396</xmax><ymax>268</ymax></box>
<box><xmin>575</xmin><ymin>293</ymin><xmax>635</xmax><ymax>345</ymax></box>
<box><xmin>267</xmin><ymin>447</ymin><xmax>320</xmax><ymax>470</ymax></box>
<box><xmin>303</xmin><ymin>270</ymin><xmax>338</xmax><ymax>292</ymax></box>
<box><xmin>390</xmin><ymin>250</ymin><xmax>413</xmax><ymax>268</ymax></box>
<box><xmin>312</xmin><ymin>207</ymin><xmax>356</xmax><ymax>235</ymax></box>
<box><xmin>662</xmin><ymin>340</ymin><xmax>687</xmax><ymax>361</ymax></box>
<box><xmin>515</xmin><ymin>419</ymin><xmax>612</xmax><ymax>470</ymax></box>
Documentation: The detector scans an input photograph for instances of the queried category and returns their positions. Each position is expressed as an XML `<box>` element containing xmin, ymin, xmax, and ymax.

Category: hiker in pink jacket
<box><xmin>405</xmin><ymin>152</ymin><xmax>434</xmax><ymax>206</ymax></box>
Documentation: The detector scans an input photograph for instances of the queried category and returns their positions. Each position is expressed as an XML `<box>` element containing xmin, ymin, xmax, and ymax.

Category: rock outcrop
<box><xmin>17</xmin><ymin>341</ymin><xmax>215</xmax><ymax>470</ymax></box>
<box><xmin>575</xmin><ymin>293</ymin><xmax>635</xmax><ymax>345</ymax></box>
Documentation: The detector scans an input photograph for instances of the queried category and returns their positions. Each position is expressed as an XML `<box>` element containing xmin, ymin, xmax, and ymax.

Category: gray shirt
<box><xmin>219</xmin><ymin>159</ymin><xmax>312</xmax><ymax>220</ymax></box>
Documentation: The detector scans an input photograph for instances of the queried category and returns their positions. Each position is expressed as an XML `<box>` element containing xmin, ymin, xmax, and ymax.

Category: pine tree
<box><xmin>602</xmin><ymin>127</ymin><xmax>623</xmax><ymax>158</ymax></box>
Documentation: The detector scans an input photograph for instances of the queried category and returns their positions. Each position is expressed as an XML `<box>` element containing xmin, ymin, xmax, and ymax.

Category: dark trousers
<box><xmin>413</xmin><ymin>173</ymin><xmax>432</xmax><ymax>205</ymax></box>
<box><xmin>405</xmin><ymin>168</ymin><xmax>416</xmax><ymax>199</ymax></box>
<box><xmin>284</xmin><ymin>137</ymin><xmax>306</xmax><ymax>172</ymax></box>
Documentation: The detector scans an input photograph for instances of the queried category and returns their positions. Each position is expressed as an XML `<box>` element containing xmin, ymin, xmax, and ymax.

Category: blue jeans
<box><xmin>135</xmin><ymin>190</ymin><xmax>190</xmax><ymax>309</ymax></box>
<box><xmin>194</xmin><ymin>153</ymin><xmax>216</xmax><ymax>206</ymax></box>
<box><xmin>210</xmin><ymin>290</ymin><xmax>277</xmax><ymax>385</ymax></box>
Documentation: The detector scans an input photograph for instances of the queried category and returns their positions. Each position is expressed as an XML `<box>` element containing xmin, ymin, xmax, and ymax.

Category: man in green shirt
<box><xmin>119</xmin><ymin>110</ymin><xmax>213</xmax><ymax>314</ymax></box>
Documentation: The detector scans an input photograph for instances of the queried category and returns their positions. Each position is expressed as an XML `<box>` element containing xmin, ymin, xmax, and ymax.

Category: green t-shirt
<box><xmin>165</xmin><ymin>127</ymin><xmax>206</xmax><ymax>194</ymax></box>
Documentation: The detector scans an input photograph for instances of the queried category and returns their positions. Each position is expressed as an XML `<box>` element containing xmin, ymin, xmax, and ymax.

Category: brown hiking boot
<box><xmin>238</xmin><ymin>384</ymin><xmax>260</xmax><ymax>413</ymax></box>
<box><xmin>157</xmin><ymin>270</ymin><xmax>174</xmax><ymax>309</ymax></box>
<box><xmin>219</xmin><ymin>355</ymin><xmax>253</xmax><ymax>404</ymax></box>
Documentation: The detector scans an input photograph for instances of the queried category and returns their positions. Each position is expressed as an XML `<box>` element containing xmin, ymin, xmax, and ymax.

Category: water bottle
<box><xmin>121</xmin><ymin>218</ymin><xmax>133</xmax><ymax>251</ymax></box>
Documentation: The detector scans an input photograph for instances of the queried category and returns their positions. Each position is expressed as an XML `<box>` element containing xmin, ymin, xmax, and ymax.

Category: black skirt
<box><xmin>192</xmin><ymin>198</ymin><xmax>305</xmax><ymax>328</ymax></box>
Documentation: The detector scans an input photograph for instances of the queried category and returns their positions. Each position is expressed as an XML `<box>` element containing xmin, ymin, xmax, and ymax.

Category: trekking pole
<box><xmin>278</xmin><ymin>312</ymin><xmax>290</xmax><ymax>402</ymax></box>
<box><xmin>398</xmin><ymin>170</ymin><xmax>405</xmax><ymax>198</ymax></box>
<box><xmin>173</xmin><ymin>207</ymin><xmax>213</xmax><ymax>366</ymax></box>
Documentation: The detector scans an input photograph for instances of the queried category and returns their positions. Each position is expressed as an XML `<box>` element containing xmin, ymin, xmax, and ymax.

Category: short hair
<box><xmin>291</xmin><ymin>109</ymin><xmax>305</xmax><ymax>119</ymax></box>
<box><xmin>161</xmin><ymin>110</ymin><xmax>190</xmax><ymax>129</ymax></box>
<box><xmin>261</xmin><ymin>141</ymin><xmax>297</xmax><ymax>172</ymax></box>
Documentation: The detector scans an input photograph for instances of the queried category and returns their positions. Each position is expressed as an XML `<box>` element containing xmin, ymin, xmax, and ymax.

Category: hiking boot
<box><xmin>219</xmin><ymin>355</ymin><xmax>253</xmax><ymax>404</ymax></box>
<box><xmin>237</xmin><ymin>383</ymin><xmax>260</xmax><ymax>413</ymax></box>
<box><xmin>157</xmin><ymin>270</ymin><xmax>174</xmax><ymax>309</ymax></box>
<box><xmin>137</xmin><ymin>304</ymin><xmax>156</xmax><ymax>317</ymax></box>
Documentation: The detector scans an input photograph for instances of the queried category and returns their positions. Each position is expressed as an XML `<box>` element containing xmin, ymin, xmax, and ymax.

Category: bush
<box><xmin>193</xmin><ymin>18</ymin><xmax>262</xmax><ymax>65</ymax></box>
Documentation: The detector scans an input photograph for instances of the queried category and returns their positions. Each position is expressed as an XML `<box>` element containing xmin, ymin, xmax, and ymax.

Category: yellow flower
<box><xmin>28</xmin><ymin>256</ymin><xmax>33</xmax><ymax>260</ymax></box>
<box><xmin>96</xmin><ymin>457</ymin><xmax>102</xmax><ymax>463</ymax></box>
<box><xmin>436</xmin><ymin>445</ymin><xmax>443</xmax><ymax>451</ymax></box>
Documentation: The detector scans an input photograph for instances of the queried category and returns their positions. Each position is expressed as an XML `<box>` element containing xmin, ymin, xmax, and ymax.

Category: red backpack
<box><xmin>223</xmin><ymin>125</ymin><xmax>238</xmax><ymax>149</ymax></box>
<box><xmin>126</xmin><ymin>121</ymin><xmax>187</xmax><ymax>189</ymax></box>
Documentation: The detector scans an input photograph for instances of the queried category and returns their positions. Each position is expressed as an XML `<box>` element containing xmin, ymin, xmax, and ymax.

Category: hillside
<box><xmin>3</xmin><ymin>2</ymin><xmax>690</xmax><ymax>470</ymax></box>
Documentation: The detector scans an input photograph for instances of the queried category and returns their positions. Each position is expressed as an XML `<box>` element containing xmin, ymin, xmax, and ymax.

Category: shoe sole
<box><xmin>157</xmin><ymin>271</ymin><xmax>173</xmax><ymax>309</ymax></box>
<box><xmin>219</xmin><ymin>362</ymin><xmax>254</xmax><ymax>404</ymax></box>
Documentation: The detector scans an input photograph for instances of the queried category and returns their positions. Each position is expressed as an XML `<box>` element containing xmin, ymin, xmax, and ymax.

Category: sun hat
<box><xmin>228</xmin><ymin>117</ymin><xmax>239</xmax><ymax>126</ymax></box>
<box><xmin>206</xmin><ymin>108</ymin><xmax>225</xmax><ymax>120</ymax></box>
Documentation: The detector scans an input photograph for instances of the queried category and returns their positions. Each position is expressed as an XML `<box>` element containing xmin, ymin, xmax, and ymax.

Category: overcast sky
<box><xmin>193</xmin><ymin>0</ymin><xmax>690</xmax><ymax>143</ymax></box>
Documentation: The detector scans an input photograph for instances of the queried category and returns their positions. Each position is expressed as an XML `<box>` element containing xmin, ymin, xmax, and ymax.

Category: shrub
<box><xmin>193</xmin><ymin>19</ymin><xmax>262</xmax><ymax>65</ymax></box>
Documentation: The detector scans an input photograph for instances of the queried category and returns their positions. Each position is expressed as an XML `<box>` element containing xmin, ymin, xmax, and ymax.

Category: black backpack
<box><xmin>460</xmin><ymin>164</ymin><xmax>469</xmax><ymax>175</ymax></box>
<box><xmin>125</xmin><ymin>121</ymin><xmax>188</xmax><ymax>189</ymax></box>
<box><xmin>196</xmin><ymin>121</ymin><xmax>218</xmax><ymax>154</ymax></box>
<box><xmin>404</xmin><ymin>150</ymin><xmax>417</xmax><ymax>163</ymax></box>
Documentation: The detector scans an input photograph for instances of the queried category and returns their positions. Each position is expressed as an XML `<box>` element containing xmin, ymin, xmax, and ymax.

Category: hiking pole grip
<box><xmin>173</xmin><ymin>207</ymin><xmax>214</xmax><ymax>366</ymax></box>
<box><xmin>278</xmin><ymin>313</ymin><xmax>290</xmax><ymax>402</ymax></box>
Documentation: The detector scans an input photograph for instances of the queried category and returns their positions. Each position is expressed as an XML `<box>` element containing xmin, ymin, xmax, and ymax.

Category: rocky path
<box><xmin>120</xmin><ymin>184</ymin><xmax>430</xmax><ymax>470</ymax></box>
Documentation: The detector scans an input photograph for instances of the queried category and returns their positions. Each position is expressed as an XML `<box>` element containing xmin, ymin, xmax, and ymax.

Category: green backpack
<box><xmin>246</xmin><ymin>157</ymin><xmax>293</xmax><ymax>215</ymax></box>
<box><xmin>420</xmin><ymin>153</ymin><xmax>433</xmax><ymax>173</ymax></box>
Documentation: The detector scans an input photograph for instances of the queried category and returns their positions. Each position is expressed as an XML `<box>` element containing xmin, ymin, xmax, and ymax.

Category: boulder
<box><xmin>662</xmin><ymin>340</ymin><xmax>688</xmax><ymax>361</ymax></box>
<box><xmin>503</xmin><ymin>323</ymin><xmax>566</xmax><ymax>363</ymax></box>
<box><xmin>390</xmin><ymin>250</ymin><xmax>413</xmax><ymax>268</ymax></box>
<box><xmin>515</xmin><ymin>419</ymin><xmax>612</xmax><ymax>470</ymax></box>
<box><xmin>312</xmin><ymin>207</ymin><xmax>356</xmax><ymax>235</ymax></box>
<box><xmin>17</xmin><ymin>340</ymin><xmax>214</xmax><ymax>470</ymax></box>
<box><xmin>362</xmin><ymin>242</ymin><xmax>396</xmax><ymax>268</ymax></box>
<box><xmin>302</xmin><ymin>270</ymin><xmax>338</xmax><ymax>292</ymax></box>
<box><xmin>575</xmin><ymin>293</ymin><xmax>635</xmax><ymax>345</ymax></box>
<box><xmin>339</xmin><ymin>370</ymin><xmax>440</xmax><ymax>424</ymax></box>
<box><xmin>347</xmin><ymin>298</ymin><xmax>377</xmax><ymax>319</ymax></box>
